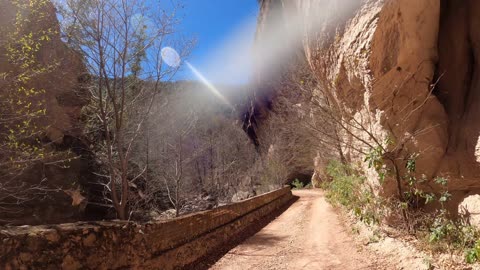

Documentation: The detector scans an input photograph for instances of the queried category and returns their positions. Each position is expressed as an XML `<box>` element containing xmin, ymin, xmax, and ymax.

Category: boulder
<box><xmin>459</xmin><ymin>195</ymin><xmax>480</xmax><ymax>228</ymax></box>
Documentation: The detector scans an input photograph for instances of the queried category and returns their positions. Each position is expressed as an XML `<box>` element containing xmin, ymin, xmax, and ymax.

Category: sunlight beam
<box><xmin>185</xmin><ymin>61</ymin><xmax>234</xmax><ymax>109</ymax></box>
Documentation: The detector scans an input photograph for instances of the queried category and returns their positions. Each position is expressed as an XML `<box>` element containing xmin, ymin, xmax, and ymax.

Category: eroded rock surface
<box><xmin>252</xmin><ymin>0</ymin><xmax>480</xmax><ymax>206</ymax></box>
<box><xmin>0</xmin><ymin>0</ymin><xmax>91</xmax><ymax>224</ymax></box>
<box><xmin>0</xmin><ymin>0</ymin><xmax>88</xmax><ymax>142</ymax></box>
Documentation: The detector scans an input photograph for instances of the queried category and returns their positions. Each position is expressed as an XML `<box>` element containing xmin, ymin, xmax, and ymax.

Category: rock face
<box><xmin>0</xmin><ymin>0</ymin><xmax>88</xmax><ymax>142</ymax></box>
<box><xmin>252</xmin><ymin>0</ymin><xmax>480</xmax><ymax>209</ymax></box>
<box><xmin>0</xmin><ymin>0</ymin><xmax>91</xmax><ymax>224</ymax></box>
<box><xmin>436</xmin><ymin>0</ymin><xmax>480</xmax><ymax>193</ymax></box>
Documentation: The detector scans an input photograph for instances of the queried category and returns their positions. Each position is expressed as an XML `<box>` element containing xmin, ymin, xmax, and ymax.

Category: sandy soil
<box><xmin>210</xmin><ymin>189</ymin><xmax>392</xmax><ymax>270</ymax></box>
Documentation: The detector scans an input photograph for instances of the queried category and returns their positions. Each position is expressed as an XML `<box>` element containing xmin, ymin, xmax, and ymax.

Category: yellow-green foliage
<box><xmin>322</xmin><ymin>160</ymin><xmax>382</xmax><ymax>225</ymax></box>
<box><xmin>1</xmin><ymin>0</ymin><xmax>55</xmax><ymax>171</ymax></box>
<box><xmin>291</xmin><ymin>179</ymin><xmax>304</xmax><ymax>189</ymax></box>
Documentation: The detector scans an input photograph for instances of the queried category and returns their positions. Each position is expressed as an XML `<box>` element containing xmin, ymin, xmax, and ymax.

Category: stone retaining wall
<box><xmin>0</xmin><ymin>187</ymin><xmax>293</xmax><ymax>270</ymax></box>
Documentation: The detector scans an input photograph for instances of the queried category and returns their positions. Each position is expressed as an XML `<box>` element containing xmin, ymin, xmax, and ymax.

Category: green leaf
<box><xmin>424</xmin><ymin>194</ymin><xmax>435</xmax><ymax>204</ymax></box>
<box><xmin>434</xmin><ymin>177</ymin><xmax>448</xmax><ymax>186</ymax></box>
<box><xmin>439</xmin><ymin>191</ymin><xmax>451</xmax><ymax>202</ymax></box>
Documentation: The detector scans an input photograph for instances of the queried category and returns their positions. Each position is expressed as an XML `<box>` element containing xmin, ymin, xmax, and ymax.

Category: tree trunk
<box><xmin>117</xmin><ymin>204</ymin><xmax>127</xmax><ymax>220</ymax></box>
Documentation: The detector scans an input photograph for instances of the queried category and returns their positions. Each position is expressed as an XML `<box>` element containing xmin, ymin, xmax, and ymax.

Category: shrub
<box><xmin>322</xmin><ymin>160</ymin><xmax>381</xmax><ymax>225</ymax></box>
<box><xmin>291</xmin><ymin>179</ymin><xmax>304</xmax><ymax>189</ymax></box>
<box><xmin>466</xmin><ymin>240</ymin><xmax>480</xmax><ymax>264</ymax></box>
<box><xmin>322</xmin><ymin>161</ymin><xmax>361</xmax><ymax>207</ymax></box>
<box><xmin>324</xmin><ymin>157</ymin><xmax>480</xmax><ymax>264</ymax></box>
<box><xmin>425</xmin><ymin>209</ymin><xmax>480</xmax><ymax>261</ymax></box>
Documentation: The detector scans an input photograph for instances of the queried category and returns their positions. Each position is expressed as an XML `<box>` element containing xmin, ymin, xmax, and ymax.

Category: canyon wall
<box><xmin>0</xmin><ymin>0</ymin><xmax>92</xmax><ymax>224</ymax></box>
<box><xmin>252</xmin><ymin>0</ymin><xmax>480</xmax><ymax>205</ymax></box>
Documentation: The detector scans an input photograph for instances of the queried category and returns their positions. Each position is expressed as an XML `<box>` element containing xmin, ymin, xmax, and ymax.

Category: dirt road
<box><xmin>210</xmin><ymin>189</ymin><xmax>390</xmax><ymax>270</ymax></box>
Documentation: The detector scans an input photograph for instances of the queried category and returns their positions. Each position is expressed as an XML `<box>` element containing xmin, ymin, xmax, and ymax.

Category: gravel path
<box><xmin>210</xmin><ymin>189</ymin><xmax>392</xmax><ymax>270</ymax></box>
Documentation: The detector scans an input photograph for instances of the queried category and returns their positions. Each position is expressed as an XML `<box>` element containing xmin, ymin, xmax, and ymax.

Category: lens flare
<box><xmin>185</xmin><ymin>61</ymin><xmax>233</xmax><ymax>109</ymax></box>
<box><xmin>161</xmin><ymin>47</ymin><xmax>181</xmax><ymax>68</ymax></box>
<box><xmin>189</xmin><ymin>0</ymin><xmax>361</xmax><ymax>86</ymax></box>
<box><xmin>160</xmin><ymin>46</ymin><xmax>233</xmax><ymax>108</ymax></box>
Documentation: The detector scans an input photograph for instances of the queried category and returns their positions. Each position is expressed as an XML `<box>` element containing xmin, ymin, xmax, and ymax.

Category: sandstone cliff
<box><xmin>252</xmin><ymin>0</ymin><xmax>480</xmax><ymax>209</ymax></box>
<box><xmin>0</xmin><ymin>0</ymin><xmax>91</xmax><ymax>224</ymax></box>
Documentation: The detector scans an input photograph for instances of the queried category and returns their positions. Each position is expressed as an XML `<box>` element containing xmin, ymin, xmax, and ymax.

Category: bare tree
<box><xmin>211</xmin><ymin>122</ymin><xmax>257</xmax><ymax>198</ymax></box>
<box><xmin>157</xmin><ymin>109</ymin><xmax>197</xmax><ymax>217</ymax></box>
<box><xmin>126</xmin><ymin>82</ymin><xmax>262</xmax><ymax>218</ymax></box>
<box><xmin>57</xmin><ymin>0</ymin><xmax>194</xmax><ymax>219</ymax></box>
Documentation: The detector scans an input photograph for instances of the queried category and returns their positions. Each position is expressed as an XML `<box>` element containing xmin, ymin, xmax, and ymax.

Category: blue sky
<box><xmin>174</xmin><ymin>0</ymin><xmax>259</xmax><ymax>82</ymax></box>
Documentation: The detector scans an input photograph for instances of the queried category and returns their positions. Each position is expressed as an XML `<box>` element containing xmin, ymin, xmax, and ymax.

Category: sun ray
<box><xmin>185</xmin><ymin>61</ymin><xmax>234</xmax><ymax>109</ymax></box>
